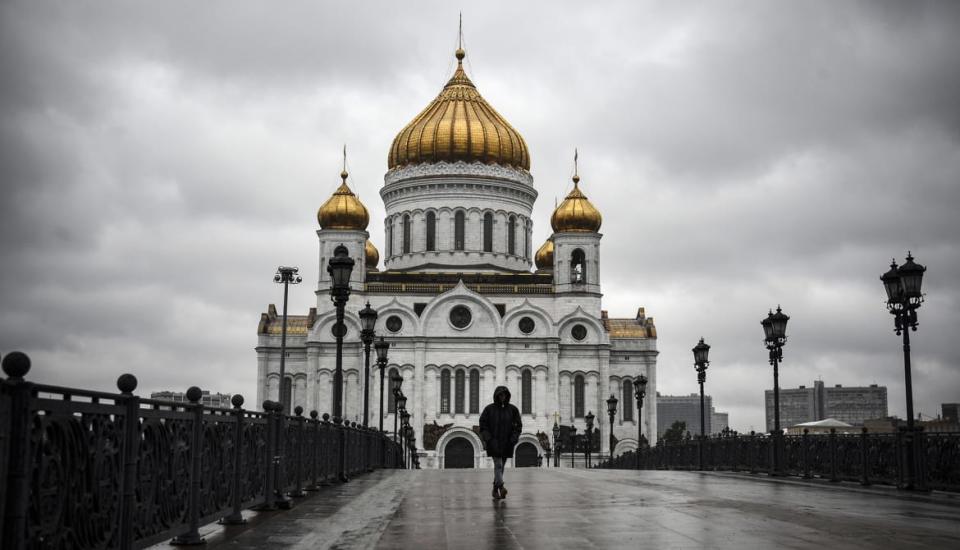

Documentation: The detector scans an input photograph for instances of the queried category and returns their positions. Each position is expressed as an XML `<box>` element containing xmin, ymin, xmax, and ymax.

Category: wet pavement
<box><xmin>197</xmin><ymin>468</ymin><xmax>960</xmax><ymax>549</ymax></box>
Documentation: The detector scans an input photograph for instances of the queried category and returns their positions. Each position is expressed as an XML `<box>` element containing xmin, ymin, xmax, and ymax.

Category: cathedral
<box><xmin>256</xmin><ymin>44</ymin><xmax>658</xmax><ymax>468</ymax></box>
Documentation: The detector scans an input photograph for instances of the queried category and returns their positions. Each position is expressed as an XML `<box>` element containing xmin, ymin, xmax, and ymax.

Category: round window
<box><xmin>519</xmin><ymin>317</ymin><xmax>535</xmax><ymax>334</ymax></box>
<box><xmin>385</xmin><ymin>315</ymin><xmax>403</xmax><ymax>333</ymax></box>
<box><xmin>571</xmin><ymin>324</ymin><xmax>587</xmax><ymax>341</ymax></box>
<box><xmin>449</xmin><ymin>305</ymin><xmax>472</xmax><ymax>329</ymax></box>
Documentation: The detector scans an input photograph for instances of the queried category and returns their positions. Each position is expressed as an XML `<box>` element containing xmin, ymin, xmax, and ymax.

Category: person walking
<box><xmin>479</xmin><ymin>385</ymin><xmax>522</xmax><ymax>499</ymax></box>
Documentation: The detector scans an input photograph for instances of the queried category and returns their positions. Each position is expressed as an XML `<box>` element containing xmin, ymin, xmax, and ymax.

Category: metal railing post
<box><xmin>117</xmin><ymin>374</ymin><xmax>140</xmax><ymax>550</ymax></box>
<box><xmin>221</xmin><ymin>395</ymin><xmax>247</xmax><ymax>525</ymax></box>
<box><xmin>801</xmin><ymin>429</ymin><xmax>811</xmax><ymax>479</ymax></box>
<box><xmin>291</xmin><ymin>407</ymin><xmax>306</xmax><ymax>498</ymax></box>
<box><xmin>829</xmin><ymin>428</ymin><xmax>840</xmax><ymax>483</ymax></box>
<box><xmin>860</xmin><ymin>427</ymin><xmax>870</xmax><ymax>486</ymax></box>
<box><xmin>259</xmin><ymin>401</ymin><xmax>278</xmax><ymax>510</ymax></box>
<box><xmin>307</xmin><ymin>411</ymin><xmax>320</xmax><ymax>491</ymax></box>
<box><xmin>1</xmin><ymin>352</ymin><xmax>33</xmax><ymax>550</ymax></box>
<box><xmin>171</xmin><ymin>387</ymin><xmax>205</xmax><ymax>545</ymax></box>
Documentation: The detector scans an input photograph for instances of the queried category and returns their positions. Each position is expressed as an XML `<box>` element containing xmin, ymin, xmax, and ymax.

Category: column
<box><xmin>414</xmin><ymin>341</ymin><xmax>426</xmax><ymax>449</ymax></box>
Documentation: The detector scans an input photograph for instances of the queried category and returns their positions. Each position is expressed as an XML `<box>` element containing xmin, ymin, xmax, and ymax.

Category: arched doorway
<box><xmin>444</xmin><ymin>437</ymin><xmax>474</xmax><ymax>469</ymax></box>
<box><xmin>514</xmin><ymin>442</ymin><xmax>538</xmax><ymax>467</ymax></box>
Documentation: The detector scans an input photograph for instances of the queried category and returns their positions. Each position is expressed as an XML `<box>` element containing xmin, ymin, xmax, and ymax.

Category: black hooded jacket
<box><xmin>479</xmin><ymin>386</ymin><xmax>522</xmax><ymax>458</ymax></box>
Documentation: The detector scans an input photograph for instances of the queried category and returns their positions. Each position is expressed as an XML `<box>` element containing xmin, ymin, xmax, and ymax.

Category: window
<box><xmin>622</xmin><ymin>379</ymin><xmax>634</xmax><ymax>422</ymax></box>
<box><xmin>440</xmin><ymin>370</ymin><xmax>451</xmax><ymax>414</ymax></box>
<box><xmin>281</xmin><ymin>377</ymin><xmax>292</xmax><ymax>415</ymax></box>
<box><xmin>388</xmin><ymin>368</ymin><xmax>399</xmax><ymax>413</ymax></box>
<box><xmin>574</xmin><ymin>375</ymin><xmax>585</xmax><ymax>418</ymax></box>
<box><xmin>508</xmin><ymin>216</ymin><xmax>516</xmax><ymax>255</ymax></box>
<box><xmin>483</xmin><ymin>212</ymin><xmax>493</xmax><ymax>252</ymax></box>
<box><xmin>455</xmin><ymin>370</ymin><xmax>465</xmax><ymax>414</ymax></box>
<box><xmin>402</xmin><ymin>214</ymin><xmax>411</xmax><ymax>254</ymax></box>
<box><xmin>571</xmin><ymin>248</ymin><xmax>586</xmax><ymax>283</ymax></box>
<box><xmin>387</xmin><ymin>221</ymin><xmax>393</xmax><ymax>257</ymax></box>
<box><xmin>469</xmin><ymin>370</ymin><xmax>480</xmax><ymax>414</ymax></box>
<box><xmin>426</xmin><ymin>211</ymin><xmax>436</xmax><ymax>251</ymax></box>
<box><xmin>521</xmin><ymin>370</ymin><xmax>532</xmax><ymax>414</ymax></box>
<box><xmin>454</xmin><ymin>211</ymin><xmax>465</xmax><ymax>251</ymax></box>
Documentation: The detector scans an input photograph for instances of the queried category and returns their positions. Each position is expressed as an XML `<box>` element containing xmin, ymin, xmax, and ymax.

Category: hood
<box><xmin>493</xmin><ymin>385</ymin><xmax>511</xmax><ymax>406</ymax></box>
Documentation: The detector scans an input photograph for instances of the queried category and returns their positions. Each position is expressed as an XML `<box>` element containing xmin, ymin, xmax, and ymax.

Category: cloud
<box><xmin>1</xmin><ymin>0</ymin><xmax>958</xmax><ymax>430</ymax></box>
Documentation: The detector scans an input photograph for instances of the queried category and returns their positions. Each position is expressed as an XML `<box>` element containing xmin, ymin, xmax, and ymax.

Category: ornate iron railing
<box><xmin>597</xmin><ymin>429</ymin><xmax>960</xmax><ymax>492</ymax></box>
<box><xmin>0</xmin><ymin>352</ymin><xmax>404</xmax><ymax>549</ymax></box>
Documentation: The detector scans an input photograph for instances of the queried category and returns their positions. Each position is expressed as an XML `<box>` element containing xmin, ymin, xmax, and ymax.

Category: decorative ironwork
<box><xmin>0</xmin><ymin>353</ymin><xmax>403</xmax><ymax>549</ymax></box>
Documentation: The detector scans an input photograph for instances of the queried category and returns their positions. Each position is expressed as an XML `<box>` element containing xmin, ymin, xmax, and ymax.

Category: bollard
<box><xmin>171</xmin><ymin>386</ymin><xmax>205</xmax><ymax>545</ymax></box>
<box><xmin>221</xmin><ymin>395</ymin><xmax>247</xmax><ymax>525</ymax></box>
<box><xmin>117</xmin><ymin>373</ymin><xmax>140</xmax><ymax>550</ymax></box>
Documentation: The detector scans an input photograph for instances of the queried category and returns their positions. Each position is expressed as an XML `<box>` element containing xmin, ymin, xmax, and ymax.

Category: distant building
<box><xmin>787</xmin><ymin>418</ymin><xmax>856</xmax><ymax>435</ymax></box>
<box><xmin>765</xmin><ymin>380</ymin><xmax>887</xmax><ymax>431</ymax></box>
<box><xmin>151</xmin><ymin>390</ymin><xmax>233</xmax><ymax>409</ymax></box>
<box><xmin>710</xmin><ymin>408</ymin><xmax>729</xmax><ymax>435</ymax></box>
<box><xmin>658</xmin><ymin>393</ymin><xmax>712</xmax><ymax>437</ymax></box>
<box><xmin>943</xmin><ymin>403</ymin><xmax>959</xmax><ymax>424</ymax></box>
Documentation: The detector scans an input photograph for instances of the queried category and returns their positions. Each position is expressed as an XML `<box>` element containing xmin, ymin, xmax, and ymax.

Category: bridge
<box><xmin>3</xmin><ymin>353</ymin><xmax>959</xmax><ymax>549</ymax></box>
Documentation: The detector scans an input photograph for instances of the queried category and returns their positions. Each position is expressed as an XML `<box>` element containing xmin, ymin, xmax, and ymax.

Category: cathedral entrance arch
<box><xmin>514</xmin><ymin>442</ymin><xmax>538</xmax><ymax>467</ymax></box>
<box><xmin>444</xmin><ymin>437</ymin><xmax>474</xmax><ymax>469</ymax></box>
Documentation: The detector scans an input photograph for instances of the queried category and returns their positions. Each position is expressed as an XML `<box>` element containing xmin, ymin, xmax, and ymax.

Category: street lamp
<box><xmin>400</xmin><ymin>409</ymin><xmax>410</xmax><ymax>468</ymax></box>
<box><xmin>634</xmin><ymin>374</ymin><xmax>648</xmax><ymax>470</ymax></box>
<box><xmin>881</xmin><ymin>252</ymin><xmax>927</xmax><ymax>489</ymax></box>
<box><xmin>584</xmin><ymin>411</ymin><xmax>595</xmax><ymax>468</ymax></box>
<box><xmin>692</xmin><ymin>337</ymin><xmax>711</xmax><ymax>470</ymax></box>
<box><xmin>552</xmin><ymin>421</ymin><xmax>561</xmax><ymax>468</ymax></box>
<box><xmin>606</xmin><ymin>394</ymin><xmax>618</xmax><ymax>464</ymax></box>
<box><xmin>327</xmin><ymin>244</ymin><xmax>354</xmax><ymax>482</ymax></box>
<box><xmin>762</xmin><ymin>305</ymin><xmax>789</xmax><ymax>475</ymax></box>
<box><xmin>359</xmin><ymin>302</ymin><xmax>378</xmax><ymax>428</ymax></box>
<box><xmin>273</xmin><ymin>266</ymin><xmax>302</xmax><ymax>414</ymax></box>
<box><xmin>569</xmin><ymin>426</ymin><xmax>577</xmax><ymax>468</ymax></box>
<box><xmin>375</xmin><ymin>337</ymin><xmax>390</xmax><ymax>432</ymax></box>
<box><xmin>392</xmin><ymin>376</ymin><xmax>405</xmax><ymax>442</ymax></box>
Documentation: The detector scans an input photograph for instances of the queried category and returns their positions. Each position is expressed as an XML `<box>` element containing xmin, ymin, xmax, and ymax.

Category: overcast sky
<box><xmin>2</xmin><ymin>1</ymin><xmax>958</xmax><ymax>432</ymax></box>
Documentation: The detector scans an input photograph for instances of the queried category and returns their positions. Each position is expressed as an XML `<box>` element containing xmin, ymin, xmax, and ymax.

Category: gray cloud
<box><xmin>1</xmin><ymin>0</ymin><xmax>958</xmax><ymax>430</ymax></box>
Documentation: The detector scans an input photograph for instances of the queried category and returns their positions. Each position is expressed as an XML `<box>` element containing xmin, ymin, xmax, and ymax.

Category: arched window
<box><xmin>387</xmin><ymin>221</ymin><xmax>393</xmax><ymax>257</ymax></box>
<box><xmin>622</xmin><ymin>379</ymin><xmax>634</xmax><ymax>422</ymax></box>
<box><xmin>574</xmin><ymin>374</ymin><xmax>585</xmax><ymax>418</ymax></box>
<box><xmin>571</xmin><ymin>248</ymin><xmax>586</xmax><ymax>284</ymax></box>
<box><xmin>508</xmin><ymin>216</ymin><xmax>516</xmax><ymax>255</ymax></box>
<box><xmin>426</xmin><ymin>211</ymin><xmax>436</xmax><ymax>251</ymax></box>
<box><xmin>469</xmin><ymin>369</ymin><xmax>480</xmax><ymax>414</ymax></box>
<box><xmin>455</xmin><ymin>370</ymin><xmax>466</xmax><ymax>414</ymax></box>
<box><xmin>454</xmin><ymin>211</ymin><xmax>465</xmax><ymax>251</ymax></box>
<box><xmin>521</xmin><ymin>370</ymin><xmax>532</xmax><ymax>414</ymax></box>
<box><xmin>388</xmin><ymin>368</ymin><xmax>399</xmax><ymax>413</ymax></box>
<box><xmin>483</xmin><ymin>212</ymin><xmax>493</xmax><ymax>252</ymax></box>
<box><xmin>440</xmin><ymin>370</ymin><xmax>451</xmax><ymax>414</ymax></box>
<box><xmin>402</xmin><ymin>214</ymin><xmax>411</xmax><ymax>254</ymax></box>
<box><xmin>281</xmin><ymin>377</ymin><xmax>292</xmax><ymax>415</ymax></box>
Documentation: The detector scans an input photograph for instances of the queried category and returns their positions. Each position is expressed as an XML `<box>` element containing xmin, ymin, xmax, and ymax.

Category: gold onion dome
<box><xmin>550</xmin><ymin>175</ymin><xmax>602</xmax><ymax>232</ymax></box>
<box><xmin>387</xmin><ymin>47</ymin><xmax>530</xmax><ymax>171</ymax></box>
<box><xmin>365</xmin><ymin>239</ymin><xmax>380</xmax><ymax>270</ymax></box>
<box><xmin>317</xmin><ymin>170</ymin><xmax>370</xmax><ymax>230</ymax></box>
<box><xmin>534</xmin><ymin>238</ymin><xmax>554</xmax><ymax>270</ymax></box>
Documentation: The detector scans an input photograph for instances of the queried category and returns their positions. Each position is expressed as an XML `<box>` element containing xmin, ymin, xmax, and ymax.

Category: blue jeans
<box><xmin>493</xmin><ymin>457</ymin><xmax>505</xmax><ymax>486</ymax></box>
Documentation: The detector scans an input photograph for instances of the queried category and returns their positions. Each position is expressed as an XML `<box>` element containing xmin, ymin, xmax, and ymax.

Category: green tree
<box><xmin>662</xmin><ymin>420</ymin><xmax>687</xmax><ymax>445</ymax></box>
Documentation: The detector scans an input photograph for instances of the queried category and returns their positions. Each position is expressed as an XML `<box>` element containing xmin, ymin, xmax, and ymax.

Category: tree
<box><xmin>662</xmin><ymin>420</ymin><xmax>687</xmax><ymax>445</ymax></box>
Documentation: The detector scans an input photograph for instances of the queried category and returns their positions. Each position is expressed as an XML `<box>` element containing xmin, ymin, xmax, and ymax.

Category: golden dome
<box><xmin>550</xmin><ymin>175</ymin><xmax>602</xmax><ymax>232</ymax></box>
<box><xmin>365</xmin><ymin>239</ymin><xmax>380</xmax><ymax>271</ymax></box>
<box><xmin>388</xmin><ymin>48</ymin><xmax>530</xmax><ymax>171</ymax></box>
<box><xmin>317</xmin><ymin>170</ymin><xmax>370</xmax><ymax>230</ymax></box>
<box><xmin>534</xmin><ymin>238</ymin><xmax>554</xmax><ymax>270</ymax></box>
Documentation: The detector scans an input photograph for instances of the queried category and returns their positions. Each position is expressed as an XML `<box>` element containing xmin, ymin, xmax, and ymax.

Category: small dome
<box><xmin>365</xmin><ymin>239</ymin><xmax>380</xmax><ymax>271</ymax></box>
<box><xmin>388</xmin><ymin>47</ymin><xmax>530</xmax><ymax>172</ymax></box>
<box><xmin>317</xmin><ymin>170</ymin><xmax>370</xmax><ymax>230</ymax></box>
<box><xmin>550</xmin><ymin>175</ymin><xmax>602</xmax><ymax>232</ymax></box>
<box><xmin>534</xmin><ymin>238</ymin><xmax>554</xmax><ymax>270</ymax></box>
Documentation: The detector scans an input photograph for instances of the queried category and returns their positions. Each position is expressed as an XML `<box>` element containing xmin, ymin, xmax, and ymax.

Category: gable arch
<box><xmin>501</xmin><ymin>300</ymin><xmax>557</xmax><ymax>338</ymax></box>
<box><xmin>417</xmin><ymin>281</ymin><xmax>503</xmax><ymax>338</ymax></box>
<box><xmin>436</xmin><ymin>427</ymin><xmax>485</xmax><ymax>469</ymax></box>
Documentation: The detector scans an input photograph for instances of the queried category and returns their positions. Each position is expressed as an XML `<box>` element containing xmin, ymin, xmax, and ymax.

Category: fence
<box><xmin>0</xmin><ymin>352</ymin><xmax>403</xmax><ymax>549</ymax></box>
<box><xmin>598</xmin><ymin>429</ymin><xmax>960</xmax><ymax>492</ymax></box>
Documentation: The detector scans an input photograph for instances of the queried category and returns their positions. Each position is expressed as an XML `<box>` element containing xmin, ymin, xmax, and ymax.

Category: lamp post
<box><xmin>273</xmin><ymin>266</ymin><xmax>302</xmax><ymax>414</ymax></box>
<box><xmin>375</xmin><ymin>337</ymin><xmax>390</xmax><ymax>432</ymax></box>
<box><xmin>327</xmin><ymin>244</ymin><xmax>354</xmax><ymax>482</ymax></box>
<box><xmin>585</xmin><ymin>411</ymin><xmax>594</xmax><ymax>468</ymax></box>
<box><xmin>634</xmin><ymin>374</ymin><xmax>648</xmax><ymax>470</ymax></box>
<box><xmin>693</xmin><ymin>337</ymin><xmax>711</xmax><ymax>470</ymax></box>
<box><xmin>552</xmin><ymin>422</ymin><xmax>561</xmax><ymax>468</ymax></box>
<box><xmin>606</xmin><ymin>395</ymin><xmax>618</xmax><ymax>464</ymax></box>
<box><xmin>762</xmin><ymin>306</ymin><xmax>789</xmax><ymax>475</ymax></box>
<box><xmin>569</xmin><ymin>426</ymin><xmax>577</xmax><ymax>468</ymax></box>
<box><xmin>400</xmin><ymin>409</ymin><xmax>410</xmax><ymax>468</ymax></box>
<box><xmin>359</xmin><ymin>302</ymin><xmax>378</xmax><ymax>428</ymax></box>
<box><xmin>881</xmin><ymin>252</ymin><xmax>927</xmax><ymax>490</ymax></box>
<box><xmin>392</xmin><ymin>377</ymin><xmax>405</xmax><ymax>442</ymax></box>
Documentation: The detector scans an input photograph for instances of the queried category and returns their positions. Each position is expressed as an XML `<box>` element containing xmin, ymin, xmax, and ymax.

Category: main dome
<box><xmin>387</xmin><ymin>48</ymin><xmax>530</xmax><ymax>171</ymax></box>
